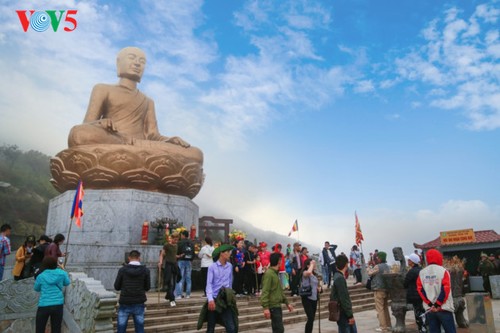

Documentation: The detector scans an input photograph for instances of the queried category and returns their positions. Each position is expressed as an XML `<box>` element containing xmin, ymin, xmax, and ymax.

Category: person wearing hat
<box><xmin>478</xmin><ymin>252</ymin><xmax>495</xmax><ymax>296</ymax></box>
<box><xmin>31</xmin><ymin>235</ymin><xmax>52</xmax><ymax>276</ymax></box>
<box><xmin>13</xmin><ymin>235</ymin><xmax>36</xmax><ymax>280</ymax></box>
<box><xmin>404</xmin><ymin>253</ymin><xmax>426</xmax><ymax>333</ymax></box>
<box><xmin>199</xmin><ymin>243</ymin><xmax>237</xmax><ymax>333</ymax></box>
<box><xmin>368</xmin><ymin>251</ymin><xmax>392</xmax><ymax>332</ymax></box>
<box><xmin>417</xmin><ymin>249</ymin><xmax>456</xmax><ymax>333</ymax></box>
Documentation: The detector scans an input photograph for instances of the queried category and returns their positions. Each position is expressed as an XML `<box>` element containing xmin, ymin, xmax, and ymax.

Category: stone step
<box><xmin>122</xmin><ymin>297</ymin><xmax>375</xmax><ymax>329</ymax></box>
<box><xmin>133</xmin><ymin>302</ymin><xmax>375</xmax><ymax>333</ymax></box>
<box><xmin>116</xmin><ymin>285</ymin><xmax>375</xmax><ymax>333</ymax></box>
<box><xmin>142</xmin><ymin>290</ymin><xmax>371</xmax><ymax>313</ymax></box>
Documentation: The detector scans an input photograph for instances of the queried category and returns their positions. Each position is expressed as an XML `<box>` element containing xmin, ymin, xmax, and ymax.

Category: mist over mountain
<box><xmin>230</xmin><ymin>217</ymin><xmax>321</xmax><ymax>255</ymax></box>
<box><xmin>0</xmin><ymin>144</ymin><xmax>320</xmax><ymax>253</ymax></box>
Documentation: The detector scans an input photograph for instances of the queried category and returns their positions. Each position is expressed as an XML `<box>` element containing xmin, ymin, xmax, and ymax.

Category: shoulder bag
<box><xmin>366</xmin><ymin>276</ymin><xmax>372</xmax><ymax>290</ymax></box>
<box><xmin>299</xmin><ymin>275</ymin><xmax>312</xmax><ymax>297</ymax></box>
<box><xmin>328</xmin><ymin>273</ymin><xmax>341</xmax><ymax>322</ymax></box>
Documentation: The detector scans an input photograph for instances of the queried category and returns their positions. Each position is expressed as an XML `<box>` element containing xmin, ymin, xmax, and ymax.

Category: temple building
<box><xmin>414</xmin><ymin>229</ymin><xmax>500</xmax><ymax>274</ymax></box>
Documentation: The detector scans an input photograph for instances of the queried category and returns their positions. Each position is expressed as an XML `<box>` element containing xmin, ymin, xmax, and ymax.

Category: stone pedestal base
<box><xmin>46</xmin><ymin>189</ymin><xmax>199</xmax><ymax>289</ymax></box>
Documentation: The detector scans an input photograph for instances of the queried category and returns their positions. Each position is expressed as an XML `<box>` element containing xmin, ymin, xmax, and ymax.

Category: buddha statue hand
<box><xmin>166</xmin><ymin>136</ymin><xmax>190</xmax><ymax>148</ymax></box>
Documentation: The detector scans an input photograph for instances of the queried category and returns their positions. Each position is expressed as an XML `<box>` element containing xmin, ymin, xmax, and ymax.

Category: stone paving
<box><xmin>278</xmin><ymin>298</ymin><xmax>500</xmax><ymax>333</ymax></box>
<box><xmin>146</xmin><ymin>274</ymin><xmax>500</xmax><ymax>333</ymax></box>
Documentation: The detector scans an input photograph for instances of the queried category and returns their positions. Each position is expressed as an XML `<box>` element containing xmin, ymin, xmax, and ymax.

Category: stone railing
<box><xmin>0</xmin><ymin>272</ymin><xmax>117</xmax><ymax>333</ymax></box>
<box><xmin>65</xmin><ymin>272</ymin><xmax>118</xmax><ymax>333</ymax></box>
<box><xmin>0</xmin><ymin>278</ymin><xmax>39</xmax><ymax>332</ymax></box>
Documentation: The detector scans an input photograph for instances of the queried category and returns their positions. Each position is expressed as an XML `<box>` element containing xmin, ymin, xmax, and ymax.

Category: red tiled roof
<box><xmin>414</xmin><ymin>229</ymin><xmax>500</xmax><ymax>250</ymax></box>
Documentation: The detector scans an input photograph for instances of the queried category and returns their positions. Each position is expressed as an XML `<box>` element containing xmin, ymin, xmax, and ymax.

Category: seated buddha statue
<box><xmin>51</xmin><ymin>47</ymin><xmax>203</xmax><ymax>198</ymax></box>
<box><xmin>69</xmin><ymin>47</ymin><xmax>197</xmax><ymax>153</ymax></box>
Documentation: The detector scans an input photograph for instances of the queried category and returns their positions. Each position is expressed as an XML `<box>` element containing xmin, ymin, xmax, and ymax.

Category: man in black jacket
<box><xmin>404</xmin><ymin>253</ymin><xmax>426</xmax><ymax>333</ymax></box>
<box><xmin>322</xmin><ymin>241</ymin><xmax>337</xmax><ymax>287</ymax></box>
<box><xmin>176</xmin><ymin>230</ymin><xmax>195</xmax><ymax>298</ymax></box>
<box><xmin>114</xmin><ymin>250</ymin><xmax>151</xmax><ymax>333</ymax></box>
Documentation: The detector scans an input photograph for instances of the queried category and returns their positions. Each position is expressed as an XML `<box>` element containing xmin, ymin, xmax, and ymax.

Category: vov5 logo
<box><xmin>16</xmin><ymin>10</ymin><xmax>78</xmax><ymax>32</ymax></box>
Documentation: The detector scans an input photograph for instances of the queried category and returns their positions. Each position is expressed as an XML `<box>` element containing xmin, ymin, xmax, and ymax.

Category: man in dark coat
<box><xmin>114</xmin><ymin>250</ymin><xmax>151</xmax><ymax>333</ymax></box>
<box><xmin>331</xmin><ymin>254</ymin><xmax>357</xmax><ymax>332</ymax></box>
<box><xmin>322</xmin><ymin>241</ymin><xmax>337</xmax><ymax>287</ymax></box>
<box><xmin>404</xmin><ymin>253</ymin><xmax>426</xmax><ymax>333</ymax></box>
<box><xmin>176</xmin><ymin>230</ymin><xmax>195</xmax><ymax>298</ymax></box>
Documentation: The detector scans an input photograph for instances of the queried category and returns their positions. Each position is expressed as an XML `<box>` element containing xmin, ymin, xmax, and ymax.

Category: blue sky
<box><xmin>1</xmin><ymin>0</ymin><xmax>499</xmax><ymax>257</ymax></box>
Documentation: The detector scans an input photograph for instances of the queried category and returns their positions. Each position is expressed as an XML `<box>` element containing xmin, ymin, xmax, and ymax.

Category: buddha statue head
<box><xmin>116</xmin><ymin>47</ymin><xmax>146</xmax><ymax>83</ymax></box>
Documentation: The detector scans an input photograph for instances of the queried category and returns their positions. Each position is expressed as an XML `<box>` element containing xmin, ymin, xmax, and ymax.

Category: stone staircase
<box><xmin>115</xmin><ymin>284</ymin><xmax>375</xmax><ymax>333</ymax></box>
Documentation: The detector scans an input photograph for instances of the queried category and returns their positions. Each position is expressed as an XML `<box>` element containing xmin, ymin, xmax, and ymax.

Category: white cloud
<box><xmin>372</xmin><ymin>2</ymin><xmax>500</xmax><ymax>135</ymax></box>
<box><xmin>357</xmin><ymin>200</ymin><xmax>500</xmax><ymax>261</ymax></box>
<box><xmin>354</xmin><ymin>80</ymin><xmax>375</xmax><ymax>93</ymax></box>
<box><xmin>392</xmin><ymin>2</ymin><xmax>500</xmax><ymax>130</ymax></box>
<box><xmin>196</xmin><ymin>197</ymin><xmax>499</xmax><ymax>262</ymax></box>
<box><xmin>0</xmin><ymin>0</ymin><xmax>375</xmax><ymax>154</ymax></box>
<box><xmin>0</xmin><ymin>0</ymin><xmax>122</xmax><ymax>154</ymax></box>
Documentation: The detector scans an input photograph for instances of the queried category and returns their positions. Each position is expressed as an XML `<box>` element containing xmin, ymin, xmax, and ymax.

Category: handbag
<box><xmin>366</xmin><ymin>277</ymin><xmax>372</xmax><ymax>290</ymax></box>
<box><xmin>328</xmin><ymin>273</ymin><xmax>341</xmax><ymax>322</ymax></box>
<box><xmin>299</xmin><ymin>284</ymin><xmax>312</xmax><ymax>297</ymax></box>
<box><xmin>299</xmin><ymin>276</ymin><xmax>313</xmax><ymax>297</ymax></box>
<box><xmin>328</xmin><ymin>300</ymin><xmax>340</xmax><ymax>321</ymax></box>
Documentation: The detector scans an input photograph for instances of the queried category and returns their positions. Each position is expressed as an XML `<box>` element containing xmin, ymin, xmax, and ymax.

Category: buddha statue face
<box><xmin>116</xmin><ymin>47</ymin><xmax>146</xmax><ymax>82</ymax></box>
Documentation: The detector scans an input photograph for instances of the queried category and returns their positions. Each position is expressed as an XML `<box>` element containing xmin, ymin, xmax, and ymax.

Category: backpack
<box><xmin>183</xmin><ymin>242</ymin><xmax>194</xmax><ymax>260</ymax></box>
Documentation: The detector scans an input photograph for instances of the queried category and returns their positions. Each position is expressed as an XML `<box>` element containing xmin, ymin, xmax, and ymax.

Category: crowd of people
<box><xmin>0</xmin><ymin>224</ymin><xmax>71</xmax><ymax>333</ymax></box>
<box><xmin>3</xmin><ymin>223</ymin><xmax>500</xmax><ymax>333</ymax></box>
<box><xmin>153</xmin><ymin>235</ymin><xmax>360</xmax><ymax>333</ymax></box>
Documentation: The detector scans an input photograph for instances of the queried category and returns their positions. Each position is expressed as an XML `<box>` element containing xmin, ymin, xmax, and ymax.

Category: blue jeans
<box><xmin>117</xmin><ymin>304</ymin><xmax>145</xmax><ymax>333</ymax></box>
<box><xmin>321</xmin><ymin>265</ymin><xmax>329</xmax><ymax>285</ymax></box>
<box><xmin>176</xmin><ymin>260</ymin><xmax>192</xmax><ymax>297</ymax></box>
<box><xmin>426</xmin><ymin>311</ymin><xmax>456</xmax><ymax>333</ymax></box>
<box><xmin>0</xmin><ymin>265</ymin><xmax>4</xmax><ymax>281</ymax></box>
<box><xmin>206</xmin><ymin>307</ymin><xmax>236</xmax><ymax>333</ymax></box>
<box><xmin>337</xmin><ymin>311</ymin><xmax>358</xmax><ymax>333</ymax></box>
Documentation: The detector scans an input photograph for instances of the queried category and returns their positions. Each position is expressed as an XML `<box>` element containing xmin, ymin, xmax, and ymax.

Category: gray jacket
<box><xmin>370</xmin><ymin>263</ymin><xmax>390</xmax><ymax>290</ymax></box>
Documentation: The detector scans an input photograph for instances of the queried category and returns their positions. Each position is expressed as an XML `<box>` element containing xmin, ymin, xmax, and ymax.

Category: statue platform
<box><xmin>50</xmin><ymin>144</ymin><xmax>204</xmax><ymax>199</ymax></box>
<box><xmin>46</xmin><ymin>189</ymin><xmax>199</xmax><ymax>289</ymax></box>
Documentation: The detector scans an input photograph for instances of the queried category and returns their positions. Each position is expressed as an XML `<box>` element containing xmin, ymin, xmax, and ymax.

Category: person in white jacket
<box><xmin>198</xmin><ymin>237</ymin><xmax>214</xmax><ymax>297</ymax></box>
<box><xmin>417</xmin><ymin>249</ymin><xmax>455</xmax><ymax>333</ymax></box>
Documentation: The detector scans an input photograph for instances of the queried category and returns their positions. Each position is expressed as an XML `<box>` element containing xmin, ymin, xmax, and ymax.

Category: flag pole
<box><xmin>64</xmin><ymin>180</ymin><xmax>84</xmax><ymax>268</ymax></box>
<box><xmin>63</xmin><ymin>217</ymin><xmax>74</xmax><ymax>268</ymax></box>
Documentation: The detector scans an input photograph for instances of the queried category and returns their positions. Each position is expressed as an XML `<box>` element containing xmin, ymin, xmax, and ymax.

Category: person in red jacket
<box><xmin>44</xmin><ymin>234</ymin><xmax>66</xmax><ymax>265</ymax></box>
<box><xmin>417</xmin><ymin>249</ymin><xmax>456</xmax><ymax>333</ymax></box>
<box><xmin>272</xmin><ymin>243</ymin><xmax>288</xmax><ymax>290</ymax></box>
